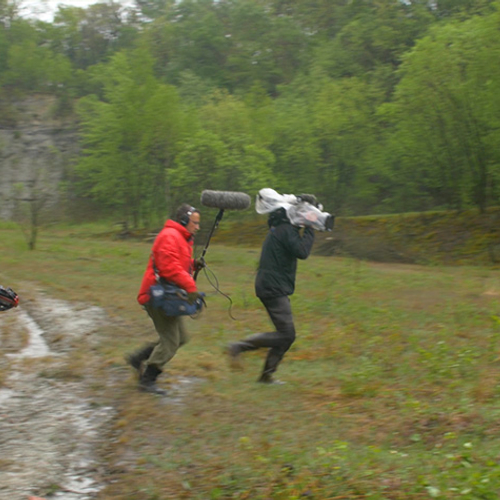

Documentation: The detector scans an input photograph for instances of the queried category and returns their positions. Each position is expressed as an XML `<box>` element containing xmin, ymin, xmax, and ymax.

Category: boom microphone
<box><xmin>200</xmin><ymin>190</ymin><xmax>251</xmax><ymax>211</ymax></box>
<box><xmin>194</xmin><ymin>190</ymin><xmax>251</xmax><ymax>281</ymax></box>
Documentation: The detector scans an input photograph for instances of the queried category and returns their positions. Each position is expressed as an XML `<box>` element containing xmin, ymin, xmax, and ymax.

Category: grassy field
<box><xmin>1</xmin><ymin>221</ymin><xmax>500</xmax><ymax>499</ymax></box>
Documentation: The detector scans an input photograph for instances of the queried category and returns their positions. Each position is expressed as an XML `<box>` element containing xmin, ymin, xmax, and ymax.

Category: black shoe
<box><xmin>125</xmin><ymin>353</ymin><xmax>141</xmax><ymax>372</ymax></box>
<box><xmin>138</xmin><ymin>365</ymin><xmax>168</xmax><ymax>395</ymax></box>
<box><xmin>258</xmin><ymin>373</ymin><xmax>286</xmax><ymax>385</ymax></box>
<box><xmin>125</xmin><ymin>343</ymin><xmax>156</xmax><ymax>374</ymax></box>
<box><xmin>138</xmin><ymin>379</ymin><xmax>169</xmax><ymax>395</ymax></box>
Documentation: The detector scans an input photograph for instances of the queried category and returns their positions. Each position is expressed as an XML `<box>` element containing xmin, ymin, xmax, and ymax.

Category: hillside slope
<box><xmin>208</xmin><ymin>207</ymin><xmax>500</xmax><ymax>267</ymax></box>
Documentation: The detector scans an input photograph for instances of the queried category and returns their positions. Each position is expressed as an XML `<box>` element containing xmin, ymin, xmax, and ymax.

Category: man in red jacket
<box><xmin>127</xmin><ymin>203</ymin><xmax>203</xmax><ymax>395</ymax></box>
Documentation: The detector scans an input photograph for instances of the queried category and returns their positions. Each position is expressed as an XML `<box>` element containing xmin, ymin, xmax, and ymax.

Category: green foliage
<box><xmin>170</xmin><ymin>90</ymin><xmax>276</xmax><ymax>201</ymax></box>
<box><xmin>0</xmin><ymin>22</ymin><xmax>8</xmax><ymax>78</ymax></box>
<box><xmin>2</xmin><ymin>40</ymin><xmax>72</xmax><ymax>91</ymax></box>
<box><xmin>382</xmin><ymin>6</ymin><xmax>500</xmax><ymax>213</ymax></box>
<box><xmin>311</xmin><ymin>0</ymin><xmax>433</xmax><ymax>88</ymax></box>
<box><xmin>1</xmin><ymin>224</ymin><xmax>500</xmax><ymax>498</ymax></box>
<box><xmin>223</xmin><ymin>0</ymin><xmax>309</xmax><ymax>93</ymax></box>
<box><xmin>148</xmin><ymin>0</ymin><xmax>230</xmax><ymax>85</ymax></box>
<box><xmin>313</xmin><ymin>77</ymin><xmax>384</xmax><ymax>213</ymax></box>
<box><xmin>76</xmin><ymin>49</ymin><xmax>188</xmax><ymax>226</ymax></box>
<box><xmin>268</xmin><ymin>74</ymin><xmax>384</xmax><ymax>213</ymax></box>
<box><xmin>143</xmin><ymin>0</ymin><xmax>309</xmax><ymax>94</ymax></box>
<box><xmin>50</xmin><ymin>3</ymin><xmax>137</xmax><ymax>70</ymax></box>
<box><xmin>270</xmin><ymin>85</ymin><xmax>322</xmax><ymax>196</ymax></box>
<box><xmin>2</xmin><ymin>0</ymin><xmax>500</xmax><ymax>218</ymax></box>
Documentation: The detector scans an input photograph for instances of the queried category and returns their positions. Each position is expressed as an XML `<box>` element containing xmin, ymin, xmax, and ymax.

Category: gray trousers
<box><xmin>143</xmin><ymin>303</ymin><xmax>189</xmax><ymax>370</ymax></box>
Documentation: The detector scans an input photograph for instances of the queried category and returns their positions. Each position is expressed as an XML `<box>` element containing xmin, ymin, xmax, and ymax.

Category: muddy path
<box><xmin>0</xmin><ymin>290</ymin><xmax>112</xmax><ymax>500</ymax></box>
<box><xmin>0</xmin><ymin>288</ymin><xmax>207</xmax><ymax>500</ymax></box>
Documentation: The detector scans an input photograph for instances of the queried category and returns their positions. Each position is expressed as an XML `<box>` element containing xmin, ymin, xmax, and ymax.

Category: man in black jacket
<box><xmin>227</xmin><ymin>204</ymin><xmax>315</xmax><ymax>384</ymax></box>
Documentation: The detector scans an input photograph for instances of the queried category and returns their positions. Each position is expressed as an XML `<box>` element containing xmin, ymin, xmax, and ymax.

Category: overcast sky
<box><xmin>19</xmin><ymin>0</ymin><xmax>133</xmax><ymax>22</ymax></box>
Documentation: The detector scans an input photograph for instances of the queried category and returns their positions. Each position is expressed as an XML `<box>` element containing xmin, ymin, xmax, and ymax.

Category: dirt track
<box><xmin>0</xmin><ymin>292</ymin><xmax>112</xmax><ymax>500</ymax></box>
<box><xmin>0</xmin><ymin>289</ymin><xmax>206</xmax><ymax>500</ymax></box>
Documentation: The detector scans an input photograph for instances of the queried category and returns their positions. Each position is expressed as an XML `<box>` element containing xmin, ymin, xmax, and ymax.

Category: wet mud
<box><xmin>0</xmin><ymin>293</ymin><xmax>111</xmax><ymax>500</ymax></box>
<box><xmin>0</xmin><ymin>291</ymin><xmax>205</xmax><ymax>500</ymax></box>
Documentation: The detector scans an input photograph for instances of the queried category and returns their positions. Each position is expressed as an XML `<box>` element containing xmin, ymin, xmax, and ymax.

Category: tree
<box><xmin>76</xmin><ymin>49</ymin><xmax>188</xmax><ymax>226</ymax></box>
<box><xmin>270</xmin><ymin>86</ymin><xmax>323</xmax><ymax>197</ymax></box>
<box><xmin>170</xmin><ymin>89</ymin><xmax>276</xmax><ymax>202</ymax></box>
<box><xmin>152</xmin><ymin>0</ymin><xmax>230</xmax><ymax>85</ymax></box>
<box><xmin>260</xmin><ymin>0</ymin><xmax>354</xmax><ymax>39</ymax></box>
<box><xmin>12</xmin><ymin>171</ymin><xmax>52</xmax><ymax>251</ymax></box>
<box><xmin>222</xmin><ymin>0</ymin><xmax>309</xmax><ymax>94</ymax></box>
<box><xmin>428</xmin><ymin>0</ymin><xmax>495</xmax><ymax>17</ymax></box>
<box><xmin>268</xmin><ymin>72</ymin><xmax>383</xmax><ymax>214</ymax></box>
<box><xmin>50</xmin><ymin>2</ymin><xmax>137</xmax><ymax>70</ymax></box>
<box><xmin>144</xmin><ymin>0</ymin><xmax>309</xmax><ymax>95</ymax></box>
<box><xmin>133</xmin><ymin>0</ymin><xmax>175</xmax><ymax>19</ymax></box>
<box><xmin>2</xmin><ymin>39</ymin><xmax>72</xmax><ymax>91</ymax></box>
<box><xmin>309</xmin><ymin>0</ymin><xmax>433</xmax><ymax>94</ymax></box>
<box><xmin>382</xmin><ymin>4</ymin><xmax>500</xmax><ymax>212</ymax></box>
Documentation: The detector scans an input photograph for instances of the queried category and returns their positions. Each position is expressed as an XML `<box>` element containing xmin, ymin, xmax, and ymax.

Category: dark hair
<box><xmin>175</xmin><ymin>203</ymin><xmax>200</xmax><ymax>226</ymax></box>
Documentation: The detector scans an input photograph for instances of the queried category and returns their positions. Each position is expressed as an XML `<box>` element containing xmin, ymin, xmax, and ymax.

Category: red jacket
<box><xmin>137</xmin><ymin>220</ymin><xmax>197</xmax><ymax>305</ymax></box>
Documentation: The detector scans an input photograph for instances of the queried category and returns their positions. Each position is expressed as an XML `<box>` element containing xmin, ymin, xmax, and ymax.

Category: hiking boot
<box><xmin>138</xmin><ymin>365</ymin><xmax>168</xmax><ymax>396</ymax></box>
<box><xmin>125</xmin><ymin>342</ymin><xmax>156</xmax><ymax>375</ymax></box>
<box><xmin>139</xmin><ymin>379</ymin><xmax>169</xmax><ymax>395</ymax></box>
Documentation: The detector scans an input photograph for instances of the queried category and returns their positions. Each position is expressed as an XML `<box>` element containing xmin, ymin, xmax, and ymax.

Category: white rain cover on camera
<box><xmin>255</xmin><ymin>188</ymin><xmax>298</xmax><ymax>214</ymax></box>
<box><xmin>255</xmin><ymin>188</ymin><xmax>333</xmax><ymax>231</ymax></box>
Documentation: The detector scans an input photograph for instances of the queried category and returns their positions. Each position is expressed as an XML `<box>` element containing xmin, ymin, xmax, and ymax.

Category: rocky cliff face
<box><xmin>0</xmin><ymin>95</ymin><xmax>80</xmax><ymax>220</ymax></box>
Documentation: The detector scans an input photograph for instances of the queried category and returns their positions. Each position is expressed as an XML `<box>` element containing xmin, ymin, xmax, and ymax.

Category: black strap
<box><xmin>151</xmin><ymin>253</ymin><xmax>188</xmax><ymax>290</ymax></box>
<box><xmin>151</xmin><ymin>253</ymin><xmax>160</xmax><ymax>282</ymax></box>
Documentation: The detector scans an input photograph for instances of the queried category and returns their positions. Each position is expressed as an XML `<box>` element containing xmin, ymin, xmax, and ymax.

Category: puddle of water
<box><xmin>53</xmin><ymin>476</ymin><xmax>101</xmax><ymax>498</ymax></box>
<box><xmin>162</xmin><ymin>376</ymin><xmax>205</xmax><ymax>405</ymax></box>
<box><xmin>0</xmin><ymin>387</ymin><xmax>15</xmax><ymax>405</ymax></box>
<box><xmin>37</xmin><ymin>300</ymin><xmax>107</xmax><ymax>339</ymax></box>
<box><xmin>6</xmin><ymin>309</ymin><xmax>52</xmax><ymax>359</ymax></box>
<box><xmin>1</xmin><ymin>308</ymin><xmax>53</xmax><ymax>404</ymax></box>
<box><xmin>0</xmin><ymin>300</ymin><xmax>113</xmax><ymax>500</ymax></box>
<box><xmin>0</xmin><ymin>295</ymin><xmax>205</xmax><ymax>500</ymax></box>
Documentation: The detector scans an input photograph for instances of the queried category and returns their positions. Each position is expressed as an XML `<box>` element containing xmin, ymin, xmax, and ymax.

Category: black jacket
<box><xmin>255</xmin><ymin>217</ymin><xmax>314</xmax><ymax>299</ymax></box>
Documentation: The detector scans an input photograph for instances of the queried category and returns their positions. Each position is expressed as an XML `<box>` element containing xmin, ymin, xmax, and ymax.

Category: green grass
<box><xmin>1</xmin><ymin>221</ymin><xmax>500</xmax><ymax>499</ymax></box>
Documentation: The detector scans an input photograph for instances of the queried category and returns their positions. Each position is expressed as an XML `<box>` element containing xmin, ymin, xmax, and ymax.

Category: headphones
<box><xmin>180</xmin><ymin>206</ymin><xmax>196</xmax><ymax>226</ymax></box>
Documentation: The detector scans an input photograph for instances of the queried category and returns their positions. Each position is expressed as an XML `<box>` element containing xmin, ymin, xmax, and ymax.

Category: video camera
<box><xmin>256</xmin><ymin>188</ymin><xmax>334</xmax><ymax>232</ymax></box>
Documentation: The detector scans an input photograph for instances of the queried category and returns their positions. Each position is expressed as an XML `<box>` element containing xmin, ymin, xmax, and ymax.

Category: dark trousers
<box><xmin>237</xmin><ymin>295</ymin><xmax>296</xmax><ymax>378</ymax></box>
